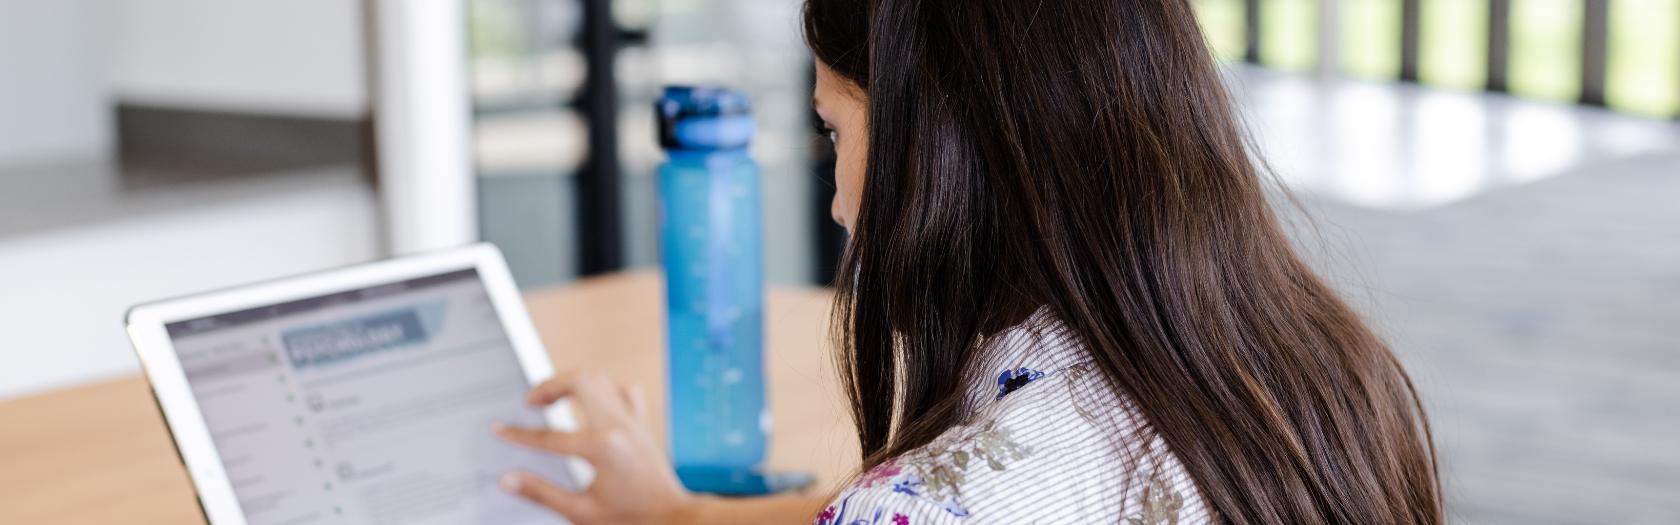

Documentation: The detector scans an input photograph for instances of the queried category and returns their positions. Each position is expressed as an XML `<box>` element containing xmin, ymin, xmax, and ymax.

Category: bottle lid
<box><xmin>658</xmin><ymin>86</ymin><xmax>755</xmax><ymax>151</ymax></box>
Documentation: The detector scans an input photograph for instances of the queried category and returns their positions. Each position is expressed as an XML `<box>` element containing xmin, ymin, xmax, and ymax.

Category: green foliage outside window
<box><xmin>1420</xmin><ymin>0</ymin><xmax>1489</xmax><ymax>91</ymax></box>
<box><xmin>1608</xmin><ymin>0</ymin><xmax>1680</xmax><ymax>116</ymax></box>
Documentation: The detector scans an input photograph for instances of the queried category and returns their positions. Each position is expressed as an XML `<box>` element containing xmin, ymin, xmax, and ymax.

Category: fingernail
<box><xmin>500</xmin><ymin>473</ymin><xmax>522</xmax><ymax>492</ymax></box>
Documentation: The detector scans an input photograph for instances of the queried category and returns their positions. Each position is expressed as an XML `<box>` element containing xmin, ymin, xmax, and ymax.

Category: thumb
<box><xmin>501</xmin><ymin>471</ymin><xmax>594</xmax><ymax>520</ymax></box>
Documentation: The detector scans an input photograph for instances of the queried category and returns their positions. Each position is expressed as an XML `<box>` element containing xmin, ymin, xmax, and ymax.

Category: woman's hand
<box><xmin>493</xmin><ymin>370</ymin><xmax>698</xmax><ymax>524</ymax></box>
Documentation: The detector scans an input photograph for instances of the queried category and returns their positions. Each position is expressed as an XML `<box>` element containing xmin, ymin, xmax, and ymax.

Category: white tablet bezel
<box><xmin>125</xmin><ymin>243</ymin><xmax>592</xmax><ymax>524</ymax></box>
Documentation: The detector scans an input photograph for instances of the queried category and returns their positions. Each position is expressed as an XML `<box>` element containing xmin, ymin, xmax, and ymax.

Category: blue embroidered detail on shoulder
<box><xmin>995</xmin><ymin>367</ymin><xmax>1046</xmax><ymax>400</ymax></box>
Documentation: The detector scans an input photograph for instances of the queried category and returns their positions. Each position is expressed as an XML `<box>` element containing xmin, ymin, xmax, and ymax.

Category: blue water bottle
<box><xmin>656</xmin><ymin>86</ymin><xmax>769</xmax><ymax>484</ymax></box>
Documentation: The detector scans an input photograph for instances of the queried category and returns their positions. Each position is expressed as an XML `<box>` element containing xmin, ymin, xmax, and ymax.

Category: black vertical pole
<box><xmin>577</xmin><ymin>0</ymin><xmax>624</xmax><ymax>275</ymax></box>
<box><xmin>358</xmin><ymin>0</ymin><xmax>382</xmax><ymax>188</ymax></box>
<box><xmin>1244</xmin><ymin>0</ymin><xmax>1262</xmax><ymax>64</ymax></box>
<box><xmin>1580</xmin><ymin>0</ymin><xmax>1611</xmax><ymax>107</ymax></box>
<box><xmin>810</xmin><ymin>148</ymin><xmax>844</xmax><ymax>286</ymax></box>
<box><xmin>1399</xmin><ymin>0</ymin><xmax>1422</xmax><ymax>82</ymax></box>
<box><xmin>1487</xmin><ymin>0</ymin><xmax>1511</xmax><ymax>93</ymax></box>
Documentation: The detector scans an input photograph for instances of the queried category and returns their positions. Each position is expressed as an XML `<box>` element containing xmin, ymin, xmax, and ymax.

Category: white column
<box><xmin>372</xmin><ymin>0</ymin><xmax>477</xmax><ymax>254</ymax></box>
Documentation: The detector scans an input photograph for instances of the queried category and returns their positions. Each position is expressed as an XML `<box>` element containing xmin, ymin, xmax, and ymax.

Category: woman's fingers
<box><xmin>528</xmin><ymin>370</ymin><xmax>632</xmax><ymax>424</ymax></box>
<box><xmin>493</xmin><ymin>423</ymin><xmax>593</xmax><ymax>459</ymax></box>
<box><xmin>526</xmin><ymin>370</ymin><xmax>582</xmax><ymax>406</ymax></box>
<box><xmin>500</xmin><ymin>370</ymin><xmax>692</xmax><ymax>525</ymax></box>
<box><xmin>621</xmin><ymin>383</ymin><xmax>647</xmax><ymax>418</ymax></box>
<box><xmin>501</xmin><ymin>471</ymin><xmax>594</xmax><ymax>520</ymax></box>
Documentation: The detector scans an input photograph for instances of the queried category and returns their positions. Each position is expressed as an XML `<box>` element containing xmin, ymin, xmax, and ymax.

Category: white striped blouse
<box><xmin>814</xmin><ymin>310</ymin><xmax>1212</xmax><ymax>525</ymax></box>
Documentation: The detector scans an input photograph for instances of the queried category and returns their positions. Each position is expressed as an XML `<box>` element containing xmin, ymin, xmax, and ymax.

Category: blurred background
<box><xmin>0</xmin><ymin>0</ymin><xmax>1674</xmax><ymax>522</ymax></box>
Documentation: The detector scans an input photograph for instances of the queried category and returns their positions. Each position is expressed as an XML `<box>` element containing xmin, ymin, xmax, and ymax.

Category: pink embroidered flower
<box><xmin>856</xmin><ymin>458</ymin><xmax>903</xmax><ymax>488</ymax></box>
<box><xmin>815</xmin><ymin>506</ymin><xmax>836</xmax><ymax>524</ymax></box>
<box><xmin>892</xmin><ymin>512</ymin><xmax>910</xmax><ymax>525</ymax></box>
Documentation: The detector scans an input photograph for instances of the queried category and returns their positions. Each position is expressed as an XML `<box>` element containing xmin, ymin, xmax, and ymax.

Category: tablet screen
<box><xmin>165</xmin><ymin>269</ymin><xmax>574</xmax><ymax>524</ymax></box>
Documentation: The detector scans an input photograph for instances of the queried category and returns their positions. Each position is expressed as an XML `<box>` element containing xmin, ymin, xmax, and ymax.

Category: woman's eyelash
<box><xmin>813</xmin><ymin>121</ymin><xmax>837</xmax><ymax>142</ymax></box>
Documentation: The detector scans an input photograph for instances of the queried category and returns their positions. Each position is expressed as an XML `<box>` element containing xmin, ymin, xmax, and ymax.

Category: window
<box><xmin>1508</xmin><ymin>0</ymin><xmax>1584</xmax><ymax>102</ymax></box>
<box><xmin>1419</xmin><ymin>0</ymin><xmax>1489</xmax><ymax>90</ymax></box>
<box><xmin>1194</xmin><ymin>0</ymin><xmax>1248</xmax><ymax>62</ymax></box>
<box><xmin>1262</xmin><ymin>0</ymin><xmax>1319</xmax><ymax>70</ymax></box>
<box><xmin>1343</xmin><ymin>0</ymin><xmax>1403</xmax><ymax>78</ymax></box>
<box><xmin>1607</xmin><ymin>0</ymin><xmax>1680</xmax><ymax>116</ymax></box>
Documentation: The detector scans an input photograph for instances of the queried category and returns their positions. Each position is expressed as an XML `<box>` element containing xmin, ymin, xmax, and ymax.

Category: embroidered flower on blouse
<box><xmin>1062</xmin><ymin>362</ymin><xmax>1102</xmax><ymax>424</ymax></box>
<box><xmin>1126</xmin><ymin>473</ymin><xmax>1186</xmax><ymax>525</ymax></box>
<box><xmin>855</xmin><ymin>458</ymin><xmax>903</xmax><ymax>489</ymax></box>
<box><xmin>899</xmin><ymin>417</ymin><xmax>1031</xmax><ymax>516</ymax></box>
<box><xmin>995</xmin><ymin>367</ymin><xmax>1045</xmax><ymax>399</ymax></box>
<box><xmin>824</xmin><ymin>416</ymin><xmax>1032</xmax><ymax>522</ymax></box>
<box><xmin>886</xmin><ymin>474</ymin><xmax>971</xmax><ymax>517</ymax></box>
<box><xmin>813</xmin><ymin>492</ymin><xmax>921</xmax><ymax>525</ymax></box>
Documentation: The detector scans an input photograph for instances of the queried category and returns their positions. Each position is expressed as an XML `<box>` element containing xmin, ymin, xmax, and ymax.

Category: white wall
<box><xmin>0</xmin><ymin>171</ymin><xmax>380</xmax><ymax>399</ymax></box>
<box><xmin>0</xmin><ymin>0</ymin><xmax>369</xmax><ymax>166</ymax></box>
<box><xmin>0</xmin><ymin>0</ymin><xmax>112</xmax><ymax>163</ymax></box>
<box><xmin>0</xmin><ymin>0</ymin><xmax>379</xmax><ymax>398</ymax></box>
<box><xmin>104</xmin><ymin>0</ymin><xmax>368</xmax><ymax>118</ymax></box>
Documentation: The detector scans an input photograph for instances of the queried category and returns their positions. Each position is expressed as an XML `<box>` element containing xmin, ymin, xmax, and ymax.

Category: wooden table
<box><xmin>0</xmin><ymin>272</ymin><xmax>857</xmax><ymax>524</ymax></box>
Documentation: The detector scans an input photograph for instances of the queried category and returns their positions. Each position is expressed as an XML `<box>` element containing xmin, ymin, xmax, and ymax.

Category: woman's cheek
<box><xmin>836</xmin><ymin>144</ymin><xmax>867</xmax><ymax>229</ymax></box>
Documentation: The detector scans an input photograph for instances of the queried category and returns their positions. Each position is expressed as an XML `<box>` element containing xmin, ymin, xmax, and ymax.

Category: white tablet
<box><xmin>127</xmin><ymin>243</ymin><xmax>590</xmax><ymax>525</ymax></box>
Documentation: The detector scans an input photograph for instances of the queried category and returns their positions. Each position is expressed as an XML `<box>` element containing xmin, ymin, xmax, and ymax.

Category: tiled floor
<box><xmin>1235</xmin><ymin>67</ymin><xmax>1680</xmax><ymax>523</ymax></box>
<box><xmin>1232</xmin><ymin>67</ymin><xmax>1680</xmax><ymax>211</ymax></box>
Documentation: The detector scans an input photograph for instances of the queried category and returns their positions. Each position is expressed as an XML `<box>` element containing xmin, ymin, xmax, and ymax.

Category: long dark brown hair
<box><xmin>804</xmin><ymin>0</ymin><xmax>1442</xmax><ymax>523</ymax></box>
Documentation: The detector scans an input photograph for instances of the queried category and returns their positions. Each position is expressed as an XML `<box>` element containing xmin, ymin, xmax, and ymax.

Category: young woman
<box><xmin>492</xmin><ymin>0</ymin><xmax>1443</xmax><ymax>523</ymax></box>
